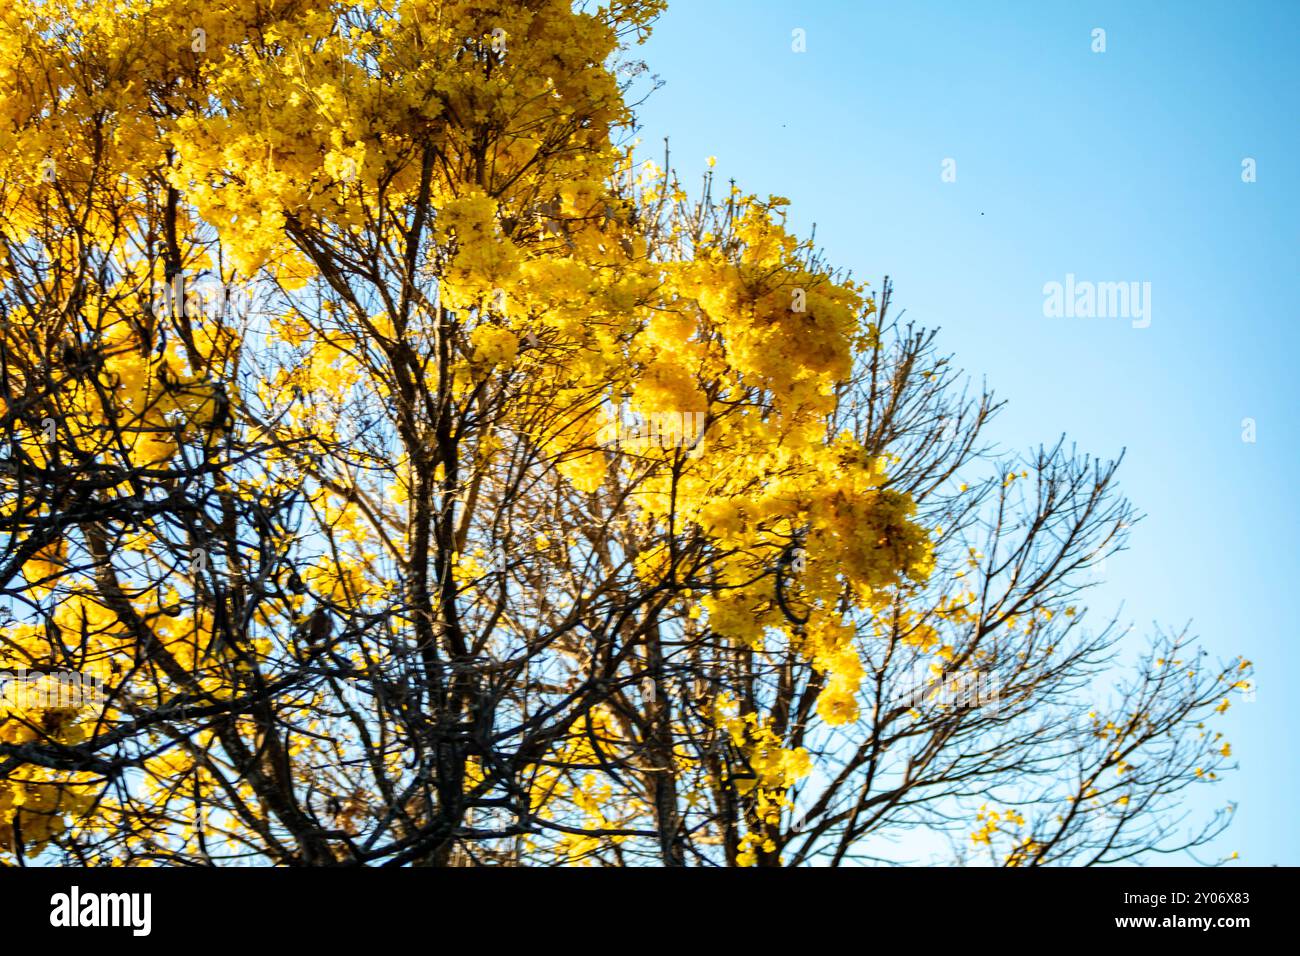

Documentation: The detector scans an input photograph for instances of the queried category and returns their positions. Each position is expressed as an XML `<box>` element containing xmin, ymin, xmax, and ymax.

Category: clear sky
<box><xmin>630</xmin><ymin>0</ymin><xmax>1299</xmax><ymax>865</ymax></box>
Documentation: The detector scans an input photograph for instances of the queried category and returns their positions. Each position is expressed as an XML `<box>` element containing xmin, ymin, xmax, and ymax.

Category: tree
<box><xmin>0</xmin><ymin>0</ymin><xmax>1249</xmax><ymax>866</ymax></box>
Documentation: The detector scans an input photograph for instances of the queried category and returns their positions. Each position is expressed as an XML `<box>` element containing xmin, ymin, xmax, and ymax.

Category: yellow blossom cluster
<box><xmin>0</xmin><ymin>671</ymin><xmax>97</xmax><ymax>854</ymax></box>
<box><xmin>970</xmin><ymin>805</ymin><xmax>1026</xmax><ymax>847</ymax></box>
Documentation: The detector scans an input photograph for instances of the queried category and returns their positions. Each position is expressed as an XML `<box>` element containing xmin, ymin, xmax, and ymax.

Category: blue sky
<box><xmin>631</xmin><ymin>0</ymin><xmax>1299</xmax><ymax>865</ymax></box>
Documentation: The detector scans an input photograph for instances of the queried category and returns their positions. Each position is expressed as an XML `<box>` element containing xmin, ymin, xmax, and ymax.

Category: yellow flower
<box><xmin>470</xmin><ymin>326</ymin><xmax>520</xmax><ymax>368</ymax></box>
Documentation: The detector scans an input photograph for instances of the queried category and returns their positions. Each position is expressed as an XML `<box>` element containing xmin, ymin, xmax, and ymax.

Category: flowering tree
<box><xmin>0</xmin><ymin>0</ymin><xmax>1249</xmax><ymax>866</ymax></box>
